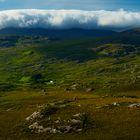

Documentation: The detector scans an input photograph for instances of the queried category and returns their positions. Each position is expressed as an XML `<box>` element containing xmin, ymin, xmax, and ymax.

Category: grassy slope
<box><xmin>1</xmin><ymin>90</ymin><xmax>140</xmax><ymax>140</ymax></box>
<box><xmin>0</xmin><ymin>37</ymin><xmax>140</xmax><ymax>93</ymax></box>
<box><xmin>0</xmin><ymin>35</ymin><xmax>140</xmax><ymax>139</ymax></box>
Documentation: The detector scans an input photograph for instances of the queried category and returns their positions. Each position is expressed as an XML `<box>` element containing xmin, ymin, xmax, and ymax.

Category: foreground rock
<box><xmin>27</xmin><ymin>112</ymin><xmax>87</xmax><ymax>134</ymax></box>
<box><xmin>25</xmin><ymin>100</ymin><xmax>93</xmax><ymax>134</ymax></box>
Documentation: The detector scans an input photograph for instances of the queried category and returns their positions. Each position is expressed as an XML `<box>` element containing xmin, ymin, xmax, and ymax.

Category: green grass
<box><xmin>0</xmin><ymin>39</ymin><xmax>140</xmax><ymax>93</ymax></box>
<box><xmin>0</xmin><ymin>90</ymin><xmax>140</xmax><ymax>140</ymax></box>
<box><xmin>0</xmin><ymin>35</ymin><xmax>140</xmax><ymax>139</ymax></box>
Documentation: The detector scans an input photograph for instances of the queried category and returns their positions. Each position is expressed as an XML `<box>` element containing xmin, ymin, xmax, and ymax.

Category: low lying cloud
<box><xmin>0</xmin><ymin>9</ymin><xmax>140</xmax><ymax>31</ymax></box>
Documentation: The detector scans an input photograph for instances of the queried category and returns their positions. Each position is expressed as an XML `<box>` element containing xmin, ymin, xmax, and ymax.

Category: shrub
<box><xmin>40</xmin><ymin>105</ymin><xmax>58</xmax><ymax>116</ymax></box>
<box><xmin>31</xmin><ymin>73</ymin><xmax>44</xmax><ymax>84</ymax></box>
<box><xmin>80</xmin><ymin>113</ymin><xmax>93</xmax><ymax>129</ymax></box>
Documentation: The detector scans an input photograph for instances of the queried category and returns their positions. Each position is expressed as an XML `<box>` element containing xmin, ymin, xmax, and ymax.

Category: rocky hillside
<box><xmin>0</xmin><ymin>28</ymin><xmax>140</xmax><ymax>93</ymax></box>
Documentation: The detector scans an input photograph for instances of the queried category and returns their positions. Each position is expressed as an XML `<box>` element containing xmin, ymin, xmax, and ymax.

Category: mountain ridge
<box><xmin>0</xmin><ymin>27</ymin><xmax>116</xmax><ymax>39</ymax></box>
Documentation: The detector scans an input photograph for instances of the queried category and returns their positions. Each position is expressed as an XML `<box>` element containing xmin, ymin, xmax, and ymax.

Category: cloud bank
<box><xmin>0</xmin><ymin>9</ymin><xmax>140</xmax><ymax>31</ymax></box>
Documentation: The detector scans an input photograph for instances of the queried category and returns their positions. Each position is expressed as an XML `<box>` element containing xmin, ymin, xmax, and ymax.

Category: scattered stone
<box><xmin>59</xmin><ymin>104</ymin><xmax>68</xmax><ymax>108</ymax></box>
<box><xmin>55</xmin><ymin>120</ymin><xmax>60</xmax><ymax>124</ymax></box>
<box><xmin>76</xmin><ymin>129</ymin><xmax>82</xmax><ymax>132</ymax></box>
<box><xmin>26</xmin><ymin>111</ymin><xmax>87</xmax><ymax>134</ymax></box>
<box><xmin>128</xmin><ymin>103</ymin><xmax>140</xmax><ymax>108</ymax></box>
<box><xmin>85</xmin><ymin>88</ymin><xmax>94</xmax><ymax>93</ymax></box>
<box><xmin>73</xmin><ymin>113</ymin><xmax>81</xmax><ymax>118</ymax></box>
<box><xmin>65</xmin><ymin>126</ymin><xmax>73</xmax><ymax>133</ymax></box>
<box><xmin>71</xmin><ymin>84</ymin><xmax>78</xmax><ymax>90</ymax></box>
<box><xmin>71</xmin><ymin>119</ymin><xmax>81</xmax><ymax>124</ymax></box>
<box><xmin>25</xmin><ymin>100</ymin><xmax>91</xmax><ymax>134</ymax></box>
<box><xmin>29</xmin><ymin>122</ymin><xmax>40</xmax><ymax>129</ymax></box>
<box><xmin>96</xmin><ymin>102</ymin><xmax>120</xmax><ymax>109</ymax></box>
<box><xmin>7</xmin><ymin>108</ymin><xmax>13</xmax><ymax>111</ymax></box>
<box><xmin>73</xmin><ymin>112</ymin><xmax>86</xmax><ymax>118</ymax></box>
<box><xmin>54</xmin><ymin>99</ymin><xmax>73</xmax><ymax>106</ymax></box>
<box><xmin>112</xmin><ymin>102</ymin><xmax>120</xmax><ymax>106</ymax></box>
<box><xmin>57</xmin><ymin>125</ymin><xmax>73</xmax><ymax>133</ymax></box>
<box><xmin>50</xmin><ymin>128</ymin><xmax>57</xmax><ymax>134</ymax></box>
<box><xmin>26</xmin><ymin>112</ymin><xmax>43</xmax><ymax>121</ymax></box>
<box><xmin>29</xmin><ymin>122</ymin><xmax>53</xmax><ymax>133</ymax></box>
<box><xmin>29</xmin><ymin>122</ymin><xmax>45</xmax><ymax>133</ymax></box>
<box><xmin>43</xmin><ymin>127</ymin><xmax>52</xmax><ymax>132</ymax></box>
<box><xmin>96</xmin><ymin>102</ymin><xmax>140</xmax><ymax>109</ymax></box>
<box><xmin>57</xmin><ymin>125</ymin><xmax>83</xmax><ymax>133</ymax></box>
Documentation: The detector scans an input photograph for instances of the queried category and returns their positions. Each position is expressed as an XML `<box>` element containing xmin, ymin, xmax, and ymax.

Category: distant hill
<box><xmin>0</xmin><ymin>27</ymin><xmax>140</xmax><ymax>92</ymax></box>
<box><xmin>0</xmin><ymin>27</ymin><xmax>116</xmax><ymax>39</ymax></box>
<box><xmin>94</xmin><ymin>28</ymin><xmax>140</xmax><ymax>46</ymax></box>
<box><xmin>1</xmin><ymin>27</ymin><xmax>140</xmax><ymax>47</ymax></box>
<box><xmin>121</xmin><ymin>28</ymin><xmax>140</xmax><ymax>35</ymax></box>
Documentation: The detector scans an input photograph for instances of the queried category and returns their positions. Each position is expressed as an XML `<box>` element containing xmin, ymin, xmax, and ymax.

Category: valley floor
<box><xmin>0</xmin><ymin>90</ymin><xmax>140</xmax><ymax>140</ymax></box>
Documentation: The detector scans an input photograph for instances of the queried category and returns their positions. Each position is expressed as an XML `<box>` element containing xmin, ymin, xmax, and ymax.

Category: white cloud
<box><xmin>0</xmin><ymin>9</ymin><xmax>140</xmax><ymax>30</ymax></box>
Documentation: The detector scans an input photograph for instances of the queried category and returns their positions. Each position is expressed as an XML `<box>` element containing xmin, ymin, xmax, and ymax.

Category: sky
<box><xmin>0</xmin><ymin>0</ymin><xmax>140</xmax><ymax>11</ymax></box>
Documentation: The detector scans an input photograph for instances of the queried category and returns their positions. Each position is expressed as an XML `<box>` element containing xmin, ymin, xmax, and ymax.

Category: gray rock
<box><xmin>128</xmin><ymin>103</ymin><xmax>140</xmax><ymax>108</ymax></box>
<box><xmin>55</xmin><ymin>120</ymin><xmax>60</xmax><ymax>124</ymax></box>
<box><xmin>29</xmin><ymin>122</ymin><xmax>52</xmax><ymax>133</ymax></box>
<box><xmin>65</xmin><ymin>126</ymin><xmax>73</xmax><ymax>132</ymax></box>
<box><xmin>76</xmin><ymin>129</ymin><xmax>82</xmax><ymax>132</ymax></box>
<box><xmin>71</xmin><ymin>84</ymin><xmax>78</xmax><ymax>90</ymax></box>
<box><xmin>85</xmin><ymin>88</ymin><xmax>94</xmax><ymax>92</ymax></box>
<box><xmin>43</xmin><ymin>127</ymin><xmax>52</xmax><ymax>132</ymax></box>
<box><xmin>73</xmin><ymin>113</ymin><xmax>81</xmax><ymax>118</ymax></box>
<box><xmin>26</xmin><ymin>112</ymin><xmax>43</xmax><ymax>121</ymax></box>
<box><xmin>29</xmin><ymin>122</ymin><xmax>44</xmax><ymax>133</ymax></box>
<box><xmin>71</xmin><ymin>119</ymin><xmax>81</xmax><ymax>124</ymax></box>
<box><xmin>50</xmin><ymin>128</ymin><xmax>57</xmax><ymax>134</ymax></box>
